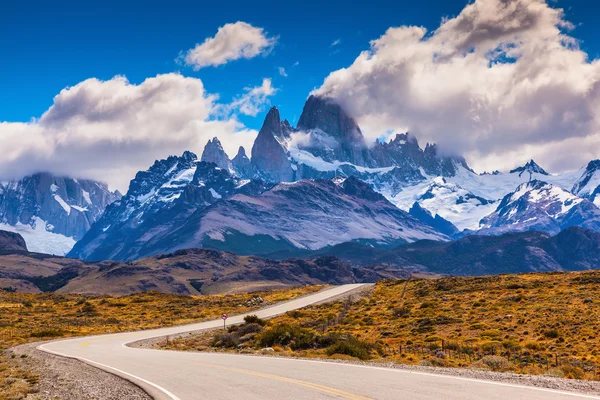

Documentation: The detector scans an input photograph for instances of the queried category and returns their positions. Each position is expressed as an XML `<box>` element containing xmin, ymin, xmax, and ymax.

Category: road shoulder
<box><xmin>10</xmin><ymin>343</ymin><xmax>151</xmax><ymax>400</ymax></box>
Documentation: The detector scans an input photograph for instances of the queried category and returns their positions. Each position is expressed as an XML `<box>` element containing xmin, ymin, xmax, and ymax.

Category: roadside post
<box><xmin>222</xmin><ymin>313</ymin><xmax>228</xmax><ymax>330</ymax></box>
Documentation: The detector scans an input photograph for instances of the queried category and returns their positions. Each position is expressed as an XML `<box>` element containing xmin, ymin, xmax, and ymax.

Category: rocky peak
<box><xmin>571</xmin><ymin>159</ymin><xmax>600</xmax><ymax>201</ymax></box>
<box><xmin>251</xmin><ymin>107</ymin><xmax>294</xmax><ymax>182</ymax></box>
<box><xmin>231</xmin><ymin>146</ymin><xmax>254</xmax><ymax>179</ymax></box>
<box><xmin>281</xmin><ymin>119</ymin><xmax>294</xmax><ymax>139</ymax></box>
<box><xmin>232</xmin><ymin>146</ymin><xmax>249</xmax><ymax>163</ymax></box>
<box><xmin>297</xmin><ymin>95</ymin><xmax>364</xmax><ymax>144</ymax></box>
<box><xmin>201</xmin><ymin>137</ymin><xmax>231</xmax><ymax>170</ymax></box>
<box><xmin>127</xmin><ymin>151</ymin><xmax>198</xmax><ymax>198</ymax></box>
<box><xmin>510</xmin><ymin>159</ymin><xmax>549</xmax><ymax>177</ymax></box>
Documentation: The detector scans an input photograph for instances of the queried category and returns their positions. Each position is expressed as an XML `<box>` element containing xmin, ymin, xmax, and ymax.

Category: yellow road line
<box><xmin>80</xmin><ymin>337</ymin><xmax>115</xmax><ymax>347</ymax></box>
<box><xmin>194</xmin><ymin>361</ymin><xmax>373</xmax><ymax>400</ymax></box>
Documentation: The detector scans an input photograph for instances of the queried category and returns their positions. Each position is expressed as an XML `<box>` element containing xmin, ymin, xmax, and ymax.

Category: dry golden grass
<box><xmin>163</xmin><ymin>271</ymin><xmax>600</xmax><ymax>381</ymax></box>
<box><xmin>0</xmin><ymin>285</ymin><xmax>325</xmax><ymax>399</ymax></box>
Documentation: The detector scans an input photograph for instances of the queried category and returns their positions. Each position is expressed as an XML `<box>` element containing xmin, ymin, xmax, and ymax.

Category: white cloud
<box><xmin>331</xmin><ymin>39</ymin><xmax>341</xmax><ymax>47</ymax></box>
<box><xmin>228</xmin><ymin>78</ymin><xmax>277</xmax><ymax>117</ymax></box>
<box><xmin>182</xmin><ymin>22</ymin><xmax>277</xmax><ymax>70</ymax></box>
<box><xmin>278</xmin><ymin>66</ymin><xmax>288</xmax><ymax>77</ymax></box>
<box><xmin>314</xmin><ymin>0</ymin><xmax>600</xmax><ymax>174</ymax></box>
<box><xmin>0</xmin><ymin>74</ymin><xmax>258</xmax><ymax>192</ymax></box>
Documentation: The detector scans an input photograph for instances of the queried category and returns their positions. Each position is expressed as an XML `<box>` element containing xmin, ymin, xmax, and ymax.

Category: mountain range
<box><xmin>4</xmin><ymin>94</ymin><xmax>600</xmax><ymax>272</ymax></box>
<box><xmin>64</xmin><ymin>95</ymin><xmax>600</xmax><ymax>262</ymax></box>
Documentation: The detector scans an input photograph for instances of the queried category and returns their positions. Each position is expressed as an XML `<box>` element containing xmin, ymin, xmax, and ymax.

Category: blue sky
<box><xmin>1</xmin><ymin>0</ymin><xmax>600</xmax><ymax>190</ymax></box>
<box><xmin>2</xmin><ymin>0</ymin><xmax>593</xmax><ymax>130</ymax></box>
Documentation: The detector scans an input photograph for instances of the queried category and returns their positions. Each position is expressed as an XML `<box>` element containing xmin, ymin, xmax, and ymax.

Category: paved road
<box><xmin>40</xmin><ymin>284</ymin><xmax>599</xmax><ymax>400</ymax></box>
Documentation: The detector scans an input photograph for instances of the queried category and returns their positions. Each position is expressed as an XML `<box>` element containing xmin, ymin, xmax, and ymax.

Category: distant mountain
<box><xmin>479</xmin><ymin>180</ymin><xmax>600</xmax><ymax>235</ymax></box>
<box><xmin>572</xmin><ymin>160</ymin><xmax>600</xmax><ymax>206</ymax></box>
<box><xmin>0</xmin><ymin>173</ymin><xmax>120</xmax><ymax>255</ymax></box>
<box><xmin>0</xmin><ymin>242</ymin><xmax>409</xmax><ymax>295</ymax></box>
<box><xmin>278</xmin><ymin>227</ymin><xmax>600</xmax><ymax>276</ymax></box>
<box><xmin>509</xmin><ymin>159</ymin><xmax>549</xmax><ymax>177</ymax></box>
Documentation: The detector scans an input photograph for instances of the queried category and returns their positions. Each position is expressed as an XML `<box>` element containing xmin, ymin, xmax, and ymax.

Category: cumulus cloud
<box><xmin>0</xmin><ymin>74</ymin><xmax>258</xmax><ymax>191</ymax></box>
<box><xmin>182</xmin><ymin>22</ymin><xmax>277</xmax><ymax>69</ymax></box>
<box><xmin>314</xmin><ymin>0</ymin><xmax>600</xmax><ymax>173</ymax></box>
<box><xmin>278</xmin><ymin>66</ymin><xmax>288</xmax><ymax>77</ymax></box>
<box><xmin>227</xmin><ymin>78</ymin><xmax>277</xmax><ymax>116</ymax></box>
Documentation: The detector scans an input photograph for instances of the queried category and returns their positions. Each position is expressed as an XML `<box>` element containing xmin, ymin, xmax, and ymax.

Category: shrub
<box><xmin>211</xmin><ymin>332</ymin><xmax>239</xmax><ymax>348</ymax></box>
<box><xmin>393</xmin><ymin>307</ymin><xmax>411</xmax><ymax>318</ymax></box>
<box><xmin>237</xmin><ymin>323</ymin><xmax>263</xmax><ymax>336</ymax></box>
<box><xmin>325</xmin><ymin>337</ymin><xmax>375</xmax><ymax>360</ymax></box>
<box><xmin>525</xmin><ymin>341</ymin><xmax>542</xmax><ymax>351</ymax></box>
<box><xmin>80</xmin><ymin>302</ymin><xmax>97</xmax><ymax>315</ymax></box>
<box><xmin>543</xmin><ymin>329</ymin><xmax>559</xmax><ymax>339</ymax></box>
<box><xmin>244</xmin><ymin>315</ymin><xmax>266</xmax><ymax>326</ymax></box>
<box><xmin>561</xmin><ymin>365</ymin><xmax>585</xmax><ymax>380</ymax></box>
<box><xmin>30</xmin><ymin>329</ymin><xmax>64</xmax><ymax>338</ymax></box>
<box><xmin>474</xmin><ymin>355</ymin><xmax>511</xmax><ymax>371</ymax></box>
<box><xmin>258</xmin><ymin>324</ymin><xmax>315</xmax><ymax>350</ymax></box>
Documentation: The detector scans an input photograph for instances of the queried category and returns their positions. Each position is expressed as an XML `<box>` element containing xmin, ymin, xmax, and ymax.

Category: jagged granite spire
<box><xmin>231</xmin><ymin>146</ymin><xmax>254</xmax><ymax>178</ymax></box>
<box><xmin>251</xmin><ymin>107</ymin><xmax>294</xmax><ymax>182</ymax></box>
<box><xmin>201</xmin><ymin>137</ymin><xmax>231</xmax><ymax>170</ymax></box>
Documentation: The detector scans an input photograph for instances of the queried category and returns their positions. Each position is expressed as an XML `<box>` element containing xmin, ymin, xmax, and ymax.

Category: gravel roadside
<box><xmin>10</xmin><ymin>343</ymin><xmax>151</xmax><ymax>400</ymax></box>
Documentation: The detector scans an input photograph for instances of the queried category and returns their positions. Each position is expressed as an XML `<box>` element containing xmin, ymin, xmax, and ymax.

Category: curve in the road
<box><xmin>39</xmin><ymin>284</ymin><xmax>600</xmax><ymax>400</ymax></box>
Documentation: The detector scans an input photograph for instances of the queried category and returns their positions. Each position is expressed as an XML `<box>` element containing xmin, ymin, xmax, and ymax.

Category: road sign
<box><xmin>222</xmin><ymin>313</ymin><xmax>228</xmax><ymax>330</ymax></box>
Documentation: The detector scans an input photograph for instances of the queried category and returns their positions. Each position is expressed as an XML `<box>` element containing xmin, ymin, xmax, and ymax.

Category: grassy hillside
<box><xmin>162</xmin><ymin>271</ymin><xmax>600</xmax><ymax>381</ymax></box>
<box><xmin>0</xmin><ymin>285</ymin><xmax>324</xmax><ymax>400</ymax></box>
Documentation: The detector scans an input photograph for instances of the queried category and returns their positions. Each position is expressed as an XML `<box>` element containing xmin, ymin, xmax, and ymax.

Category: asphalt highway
<box><xmin>39</xmin><ymin>284</ymin><xmax>600</xmax><ymax>400</ymax></box>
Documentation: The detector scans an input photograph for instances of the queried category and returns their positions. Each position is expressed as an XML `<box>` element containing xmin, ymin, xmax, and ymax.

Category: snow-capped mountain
<box><xmin>509</xmin><ymin>159</ymin><xmax>549</xmax><ymax>178</ymax></box>
<box><xmin>68</xmin><ymin>151</ymin><xmax>270</xmax><ymax>261</ymax></box>
<box><xmin>65</xmin><ymin>94</ymin><xmax>600</xmax><ymax>260</ymax></box>
<box><xmin>0</xmin><ymin>173</ymin><xmax>120</xmax><ymax>255</ymax></box>
<box><xmin>478</xmin><ymin>180</ymin><xmax>600</xmax><ymax>235</ymax></box>
<box><xmin>238</xmin><ymin>95</ymin><xmax>600</xmax><ymax>239</ymax></box>
<box><xmin>572</xmin><ymin>160</ymin><xmax>600</xmax><ymax>207</ymax></box>
<box><xmin>72</xmin><ymin>173</ymin><xmax>446</xmax><ymax>261</ymax></box>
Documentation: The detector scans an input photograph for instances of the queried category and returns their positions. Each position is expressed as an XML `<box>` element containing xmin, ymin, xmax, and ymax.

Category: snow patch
<box><xmin>53</xmin><ymin>195</ymin><xmax>71</xmax><ymax>214</ymax></box>
<box><xmin>209</xmin><ymin>188</ymin><xmax>222</xmax><ymax>199</ymax></box>
<box><xmin>0</xmin><ymin>217</ymin><xmax>76</xmax><ymax>255</ymax></box>
<box><xmin>82</xmin><ymin>190</ymin><xmax>92</xmax><ymax>205</ymax></box>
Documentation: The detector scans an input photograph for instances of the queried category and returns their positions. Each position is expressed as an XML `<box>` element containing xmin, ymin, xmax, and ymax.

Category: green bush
<box><xmin>325</xmin><ymin>337</ymin><xmax>375</xmax><ymax>360</ymax></box>
<box><xmin>258</xmin><ymin>324</ymin><xmax>316</xmax><ymax>350</ymax></box>
<box><xmin>211</xmin><ymin>332</ymin><xmax>239</xmax><ymax>348</ymax></box>
<box><xmin>244</xmin><ymin>315</ymin><xmax>266</xmax><ymax>326</ymax></box>
<box><xmin>30</xmin><ymin>329</ymin><xmax>64</xmax><ymax>338</ymax></box>
<box><xmin>543</xmin><ymin>329</ymin><xmax>559</xmax><ymax>339</ymax></box>
<box><xmin>237</xmin><ymin>323</ymin><xmax>263</xmax><ymax>336</ymax></box>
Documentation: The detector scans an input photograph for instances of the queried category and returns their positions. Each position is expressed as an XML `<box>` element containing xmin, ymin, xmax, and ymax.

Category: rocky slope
<box><xmin>68</xmin><ymin>152</ymin><xmax>269</xmax><ymax>261</ymax></box>
<box><xmin>0</xmin><ymin>237</ymin><xmax>407</xmax><ymax>295</ymax></box>
<box><xmin>0</xmin><ymin>173</ymin><xmax>120</xmax><ymax>255</ymax></box>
